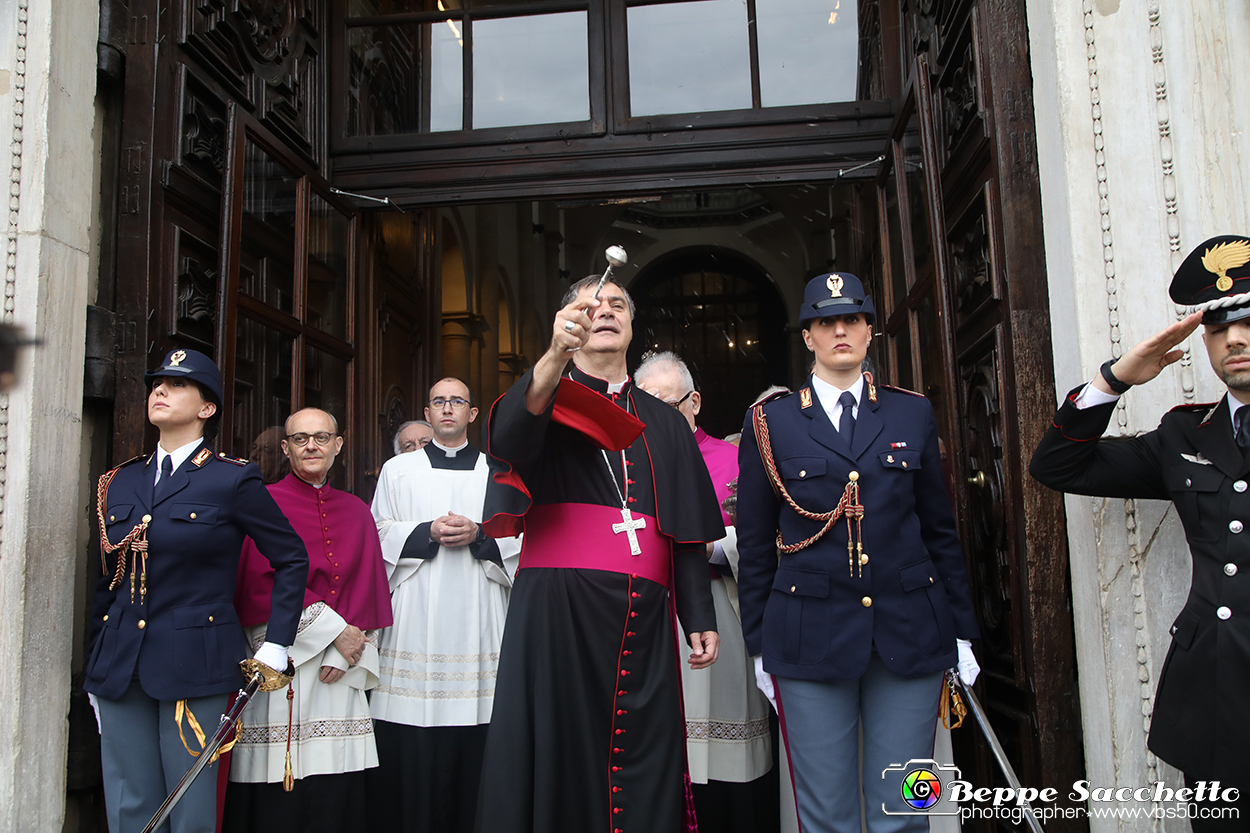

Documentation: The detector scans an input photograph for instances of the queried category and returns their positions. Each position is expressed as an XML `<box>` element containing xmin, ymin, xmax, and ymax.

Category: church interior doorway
<box><xmin>426</xmin><ymin>181</ymin><xmax>871</xmax><ymax>447</ymax></box>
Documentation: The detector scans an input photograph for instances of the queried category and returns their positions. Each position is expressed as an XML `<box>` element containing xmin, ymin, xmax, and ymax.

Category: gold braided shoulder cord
<box><xmin>95</xmin><ymin>468</ymin><xmax>150</xmax><ymax>599</ymax></box>
<box><xmin>751</xmin><ymin>405</ymin><xmax>867</xmax><ymax>576</ymax></box>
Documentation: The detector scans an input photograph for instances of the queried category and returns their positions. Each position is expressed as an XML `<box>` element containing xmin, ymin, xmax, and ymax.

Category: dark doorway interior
<box><xmin>629</xmin><ymin>250</ymin><xmax>789</xmax><ymax>439</ymax></box>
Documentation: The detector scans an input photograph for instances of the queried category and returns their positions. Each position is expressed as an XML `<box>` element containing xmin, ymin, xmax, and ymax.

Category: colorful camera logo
<box><xmin>900</xmin><ymin>768</ymin><xmax>943</xmax><ymax>809</ymax></box>
<box><xmin>882</xmin><ymin>759</ymin><xmax>961</xmax><ymax>816</ymax></box>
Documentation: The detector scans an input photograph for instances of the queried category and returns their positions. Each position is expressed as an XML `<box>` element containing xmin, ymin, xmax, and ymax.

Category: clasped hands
<box><xmin>431</xmin><ymin>512</ymin><xmax>480</xmax><ymax>547</ymax></box>
<box><xmin>320</xmin><ymin>624</ymin><xmax>366</xmax><ymax>684</ymax></box>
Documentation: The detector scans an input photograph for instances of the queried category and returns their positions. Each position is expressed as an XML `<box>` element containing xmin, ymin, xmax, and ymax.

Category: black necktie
<box><xmin>838</xmin><ymin>391</ymin><xmax>856</xmax><ymax>446</ymax></box>
<box><xmin>1238</xmin><ymin>407</ymin><xmax>1250</xmax><ymax>451</ymax></box>
<box><xmin>155</xmin><ymin>455</ymin><xmax>174</xmax><ymax>502</ymax></box>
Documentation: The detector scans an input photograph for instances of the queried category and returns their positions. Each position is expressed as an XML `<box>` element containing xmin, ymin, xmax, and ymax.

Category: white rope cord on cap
<box><xmin>1192</xmin><ymin>290</ymin><xmax>1250</xmax><ymax>313</ymax></box>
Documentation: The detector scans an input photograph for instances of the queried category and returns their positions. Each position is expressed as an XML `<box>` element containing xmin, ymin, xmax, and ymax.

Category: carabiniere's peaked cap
<box><xmin>799</xmin><ymin>272</ymin><xmax>876</xmax><ymax>327</ymax></box>
<box><xmin>144</xmin><ymin>348</ymin><xmax>224</xmax><ymax>405</ymax></box>
<box><xmin>1171</xmin><ymin>235</ymin><xmax>1250</xmax><ymax>325</ymax></box>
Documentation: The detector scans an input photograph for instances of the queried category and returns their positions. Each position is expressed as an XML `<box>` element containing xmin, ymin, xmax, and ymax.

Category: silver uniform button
<box><xmin>1232</xmin><ymin>520</ymin><xmax>1245</xmax><ymax>534</ymax></box>
<box><xmin>1237</xmin><ymin>480</ymin><xmax>1249</xmax><ymax>493</ymax></box>
<box><xmin>1217</xmin><ymin>606</ymin><xmax>1232</xmax><ymax>620</ymax></box>
<box><xmin>1226</xmin><ymin>563</ymin><xmax>1239</xmax><ymax>576</ymax></box>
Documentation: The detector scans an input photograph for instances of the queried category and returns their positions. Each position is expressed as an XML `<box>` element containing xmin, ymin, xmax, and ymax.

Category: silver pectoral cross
<box><xmin>612</xmin><ymin>507</ymin><xmax>647</xmax><ymax>556</ymax></box>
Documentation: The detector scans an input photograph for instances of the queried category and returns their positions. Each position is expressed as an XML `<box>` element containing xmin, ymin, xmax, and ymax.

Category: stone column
<box><xmin>1028</xmin><ymin>1</ymin><xmax>1250</xmax><ymax>829</ymax></box>
<box><xmin>0</xmin><ymin>0</ymin><xmax>98</xmax><ymax>829</ymax></box>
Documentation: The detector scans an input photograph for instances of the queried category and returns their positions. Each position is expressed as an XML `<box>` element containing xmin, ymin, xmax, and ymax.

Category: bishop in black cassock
<box><xmin>476</xmin><ymin>277</ymin><xmax>724</xmax><ymax>833</ymax></box>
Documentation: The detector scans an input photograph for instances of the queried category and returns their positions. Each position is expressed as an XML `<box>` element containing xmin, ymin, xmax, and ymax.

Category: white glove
<box><xmin>753</xmin><ymin>655</ymin><xmax>777</xmax><ymax>713</ymax></box>
<box><xmin>253</xmin><ymin>641</ymin><xmax>289</xmax><ymax>672</ymax></box>
<box><xmin>956</xmin><ymin>639</ymin><xmax>980</xmax><ymax>686</ymax></box>
<box><xmin>88</xmin><ymin>693</ymin><xmax>101</xmax><ymax>732</ymax></box>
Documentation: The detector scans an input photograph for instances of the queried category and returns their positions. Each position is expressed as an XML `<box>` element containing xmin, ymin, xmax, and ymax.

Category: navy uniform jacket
<box><xmin>85</xmin><ymin>447</ymin><xmax>308</xmax><ymax>702</ymax></box>
<box><xmin>1031</xmin><ymin>387</ymin><xmax>1250</xmax><ymax>780</ymax></box>
<box><xmin>736</xmin><ymin>379</ymin><xmax>979</xmax><ymax>681</ymax></box>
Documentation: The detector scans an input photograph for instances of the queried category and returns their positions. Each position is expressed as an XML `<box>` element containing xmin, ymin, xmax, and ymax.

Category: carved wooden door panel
<box><xmin>872</xmin><ymin>2</ymin><xmax>1085</xmax><ymax>829</ymax></box>
<box><xmin>355</xmin><ymin>210</ymin><xmax>441</xmax><ymax>503</ymax></box>
<box><xmin>111</xmin><ymin>0</ymin><xmax>332</xmax><ymax>461</ymax></box>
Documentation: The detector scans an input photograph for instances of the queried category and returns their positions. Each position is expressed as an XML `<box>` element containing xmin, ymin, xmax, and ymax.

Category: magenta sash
<box><xmin>519</xmin><ymin>503</ymin><xmax>672</xmax><ymax>587</ymax></box>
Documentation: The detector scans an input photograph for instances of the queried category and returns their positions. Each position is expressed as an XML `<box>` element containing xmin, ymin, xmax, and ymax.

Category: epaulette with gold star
<box><xmin>216</xmin><ymin>451</ymin><xmax>250</xmax><ymax>466</ymax></box>
<box><xmin>880</xmin><ymin>384</ymin><xmax>926</xmax><ymax>398</ymax></box>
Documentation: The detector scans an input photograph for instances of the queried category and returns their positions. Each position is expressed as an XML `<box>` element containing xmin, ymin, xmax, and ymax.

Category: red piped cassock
<box><xmin>476</xmin><ymin>366</ymin><xmax>724</xmax><ymax>833</ymax></box>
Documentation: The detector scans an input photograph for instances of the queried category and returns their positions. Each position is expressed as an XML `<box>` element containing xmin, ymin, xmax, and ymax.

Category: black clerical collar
<box><xmin>568</xmin><ymin>365</ymin><xmax>631</xmax><ymax>397</ymax></box>
<box><xmin>423</xmin><ymin>441</ymin><xmax>480</xmax><ymax>470</ymax></box>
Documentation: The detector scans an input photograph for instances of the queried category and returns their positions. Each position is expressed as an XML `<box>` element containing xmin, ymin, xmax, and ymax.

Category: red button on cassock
<box><xmin>613</xmin><ymin>786</ymin><xmax>622</xmax><ymax>793</ymax></box>
<box><xmin>612</xmin><ymin>766</ymin><xmax>621</xmax><ymax>772</ymax></box>
<box><xmin>623</xmin><ymin>650</ymin><xmax>631</xmax><ymax>656</ymax></box>
<box><xmin>615</xmin><ymin>729</ymin><xmax>624</xmax><ymax>735</ymax></box>
<box><xmin>613</xmin><ymin>747</ymin><xmax>623</xmax><ymax>754</ymax></box>
<box><xmin>630</xmin><ymin>612</ymin><xmax>637</xmax><ymax>618</ymax></box>
<box><xmin>613</xmin><ymin>808</ymin><xmax>622</xmax><ymax>815</ymax></box>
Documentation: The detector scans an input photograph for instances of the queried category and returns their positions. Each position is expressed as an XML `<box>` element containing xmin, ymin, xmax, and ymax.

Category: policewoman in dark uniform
<box><xmin>86</xmin><ymin>349</ymin><xmax>308</xmax><ymax>833</ymax></box>
<box><xmin>735</xmin><ymin>274</ymin><xmax>980</xmax><ymax>833</ymax></box>
<box><xmin>1031</xmin><ymin>236</ymin><xmax>1250</xmax><ymax>831</ymax></box>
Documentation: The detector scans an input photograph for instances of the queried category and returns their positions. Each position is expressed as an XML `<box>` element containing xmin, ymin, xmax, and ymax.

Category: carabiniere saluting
<box><xmin>1031</xmin><ymin>235</ymin><xmax>1250</xmax><ymax>830</ymax></box>
<box><xmin>735</xmin><ymin>273</ymin><xmax>981</xmax><ymax>833</ymax></box>
<box><xmin>85</xmin><ymin>348</ymin><xmax>308</xmax><ymax>833</ymax></box>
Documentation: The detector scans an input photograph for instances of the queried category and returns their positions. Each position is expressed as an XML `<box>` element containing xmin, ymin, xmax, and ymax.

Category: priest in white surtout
<box><xmin>367</xmin><ymin>377</ymin><xmax>521</xmax><ymax>833</ymax></box>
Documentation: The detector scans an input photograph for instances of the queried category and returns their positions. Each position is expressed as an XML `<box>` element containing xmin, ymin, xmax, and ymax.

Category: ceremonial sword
<box><xmin>140</xmin><ymin>659</ymin><xmax>285</xmax><ymax>833</ymax></box>
<box><xmin>952</xmin><ymin>675</ymin><xmax>1046</xmax><ymax>833</ymax></box>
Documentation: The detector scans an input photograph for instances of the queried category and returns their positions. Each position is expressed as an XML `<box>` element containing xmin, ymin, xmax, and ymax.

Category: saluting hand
<box><xmin>1097</xmin><ymin>311</ymin><xmax>1203</xmax><ymax>392</ymax></box>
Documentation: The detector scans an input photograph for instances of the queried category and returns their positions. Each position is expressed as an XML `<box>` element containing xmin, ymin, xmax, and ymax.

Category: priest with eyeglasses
<box><xmin>367</xmin><ymin>377</ymin><xmax>521</xmax><ymax>833</ymax></box>
<box><xmin>226</xmin><ymin>408</ymin><xmax>393</xmax><ymax>833</ymax></box>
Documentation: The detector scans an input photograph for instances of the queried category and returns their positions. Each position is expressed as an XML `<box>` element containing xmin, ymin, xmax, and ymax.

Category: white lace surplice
<box><xmin>229</xmin><ymin>602</ymin><xmax>380</xmax><ymax>783</ymax></box>
<box><xmin>369</xmin><ymin>448</ymin><xmax>520</xmax><ymax>727</ymax></box>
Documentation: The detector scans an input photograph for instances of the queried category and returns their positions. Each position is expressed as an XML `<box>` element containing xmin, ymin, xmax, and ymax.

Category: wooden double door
<box><xmin>95</xmin><ymin>0</ymin><xmax>1083</xmax><ymax>829</ymax></box>
<box><xmin>855</xmin><ymin>2</ymin><xmax>1085</xmax><ymax>828</ymax></box>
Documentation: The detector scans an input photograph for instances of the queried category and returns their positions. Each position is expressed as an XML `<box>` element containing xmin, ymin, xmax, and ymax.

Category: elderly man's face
<box><xmin>282</xmin><ymin>409</ymin><xmax>343</xmax><ymax>486</ymax></box>
<box><xmin>397</xmin><ymin>422</ymin><xmax>434</xmax><ymax>453</ymax></box>
<box><xmin>638</xmin><ymin>365</ymin><xmax>700</xmax><ymax>432</ymax></box>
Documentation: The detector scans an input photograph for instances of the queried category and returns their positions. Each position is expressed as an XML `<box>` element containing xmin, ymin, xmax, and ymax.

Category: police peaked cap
<box><xmin>799</xmin><ymin>272</ymin><xmax>876</xmax><ymax>327</ymax></box>
<box><xmin>145</xmin><ymin>348</ymin><xmax>224</xmax><ymax>405</ymax></box>
<box><xmin>1171</xmin><ymin>235</ymin><xmax>1250</xmax><ymax>325</ymax></box>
